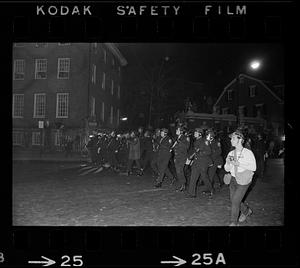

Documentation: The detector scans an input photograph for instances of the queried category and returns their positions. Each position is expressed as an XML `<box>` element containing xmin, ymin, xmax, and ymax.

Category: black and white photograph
<box><xmin>12</xmin><ymin>43</ymin><xmax>284</xmax><ymax>226</ymax></box>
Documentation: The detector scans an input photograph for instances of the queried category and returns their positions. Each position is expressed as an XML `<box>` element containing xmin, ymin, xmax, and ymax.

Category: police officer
<box><xmin>151</xmin><ymin>128</ymin><xmax>161</xmax><ymax>177</ymax></box>
<box><xmin>207</xmin><ymin>129</ymin><xmax>224</xmax><ymax>189</ymax></box>
<box><xmin>186</xmin><ymin>128</ymin><xmax>214</xmax><ymax>198</ymax></box>
<box><xmin>172</xmin><ymin>126</ymin><xmax>190</xmax><ymax>192</ymax></box>
<box><xmin>154</xmin><ymin>128</ymin><xmax>174</xmax><ymax>188</ymax></box>
<box><xmin>107</xmin><ymin>131</ymin><xmax>120</xmax><ymax>172</ymax></box>
<box><xmin>141</xmin><ymin>130</ymin><xmax>154</xmax><ymax>174</ymax></box>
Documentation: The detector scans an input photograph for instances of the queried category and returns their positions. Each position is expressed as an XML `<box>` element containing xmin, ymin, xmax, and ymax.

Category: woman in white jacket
<box><xmin>224</xmin><ymin>130</ymin><xmax>256</xmax><ymax>226</ymax></box>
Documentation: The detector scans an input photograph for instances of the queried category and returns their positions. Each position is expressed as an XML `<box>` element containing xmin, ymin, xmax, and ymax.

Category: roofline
<box><xmin>104</xmin><ymin>43</ymin><xmax>128</xmax><ymax>66</ymax></box>
<box><xmin>213</xmin><ymin>74</ymin><xmax>284</xmax><ymax>107</ymax></box>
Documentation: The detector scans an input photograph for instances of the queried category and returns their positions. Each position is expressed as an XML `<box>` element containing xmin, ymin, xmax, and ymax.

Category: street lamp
<box><xmin>236</xmin><ymin>59</ymin><xmax>262</xmax><ymax>127</ymax></box>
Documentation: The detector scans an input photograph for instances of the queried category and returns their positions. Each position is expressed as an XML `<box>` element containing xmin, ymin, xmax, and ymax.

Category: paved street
<box><xmin>12</xmin><ymin>159</ymin><xmax>284</xmax><ymax>226</ymax></box>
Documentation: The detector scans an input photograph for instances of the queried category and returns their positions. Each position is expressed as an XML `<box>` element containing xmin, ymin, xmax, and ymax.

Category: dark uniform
<box><xmin>86</xmin><ymin>135</ymin><xmax>97</xmax><ymax>164</ymax></box>
<box><xmin>155</xmin><ymin>129</ymin><xmax>174</xmax><ymax>187</ymax></box>
<box><xmin>208</xmin><ymin>138</ymin><xmax>224</xmax><ymax>187</ymax></box>
<box><xmin>142</xmin><ymin>133</ymin><xmax>154</xmax><ymax>173</ymax></box>
<box><xmin>187</xmin><ymin>137</ymin><xmax>213</xmax><ymax>197</ymax></box>
<box><xmin>151</xmin><ymin>133</ymin><xmax>161</xmax><ymax>176</ymax></box>
<box><xmin>173</xmin><ymin>133</ymin><xmax>190</xmax><ymax>191</ymax></box>
<box><xmin>107</xmin><ymin>135</ymin><xmax>120</xmax><ymax>170</ymax></box>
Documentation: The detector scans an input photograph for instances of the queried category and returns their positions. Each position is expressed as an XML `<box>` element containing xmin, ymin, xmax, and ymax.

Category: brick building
<box><xmin>213</xmin><ymin>74</ymin><xmax>284</xmax><ymax>137</ymax></box>
<box><xmin>12</xmin><ymin>43</ymin><xmax>127</xmax><ymax>151</ymax></box>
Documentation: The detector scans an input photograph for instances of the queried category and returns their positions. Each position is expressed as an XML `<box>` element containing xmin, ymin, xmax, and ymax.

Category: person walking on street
<box><xmin>151</xmin><ymin>128</ymin><xmax>161</xmax><ymax>177</ymax></box>
<box><xmin>154</xmin><ymin>128</ymin><xmax>174</xmax><ymax>188</ymax></box>
<box><xmin>141</xmin><ymin>130</ymin><xmax>155</xmax><ymax>174</ymax></box>
<box><xmin>186</xmin><ymin>128</ymin><xmax>214</xmax><ymax>198</ymax></box>
<box><xmin>126</xmin><ymin>131</ymin><xmax>143</xmax><ymax>176</ymax></box>
<box><xmin>172</xmin><ymin>126</ymin><xmax>190</xmax><ymax>192</ymax></box>
<box><xmin>207</xmin><ymin>129</ymin><xmax>224</xmax><ymax>189</ymax></box>
<box><xmin>224</xmin><ymin>130</ymin><xmax>256</xmax><ymax>226</ymax></box>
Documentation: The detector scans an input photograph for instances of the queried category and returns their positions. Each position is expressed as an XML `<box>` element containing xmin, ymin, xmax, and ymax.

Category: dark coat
<box><xmin>128</xmin><ymin>137</ymin><xmax>141</xmax><ymax>160</ymax></box>
<box><xmin>210</xmin><ymin>139</ymin><xmax>224</xmax><ymax>166</ymax></box>
<box><xmin>193</xmin><ymin>138</ymin><xmax>213</xmax><ymax>168</ymax></box>
<box><xmin>158</xmin><ymin>136</ymin><xmax>173</xmax><ymax>159</ymax></box>
<box><xmin>173</xmin><ymin>134</ymin><xmax>190</xmax><ymax>160</ymax></box>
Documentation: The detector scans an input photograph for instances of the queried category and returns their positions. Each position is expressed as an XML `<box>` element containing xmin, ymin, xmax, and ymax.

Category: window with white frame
<box><xmin>92</xmin><ymin>64</ymin><xmax>96</xmax><ymax>84</ymax></box>
<box><xmin>101</xmin><ymin>102</ymin><xmax>105</xmax><ymax>122</ymax></box>
<box><xmin>32</xmin><ymin>131</ymin><xmax>42</xmax><ymax>145</ymax></box>
<box><xmin>33</xmin><ymin>93</ymin><xmax>46</xmax><ymax>118</ymax></box>
<box><xmin>110</xmin><ymin>106</ymin><xmax>113</xmax><ymax>124</ymax></box>
<box><xmin>249</xmin><ymin>85</ymin><xmax>257</xmax><ymax>97</ymax></box>
<box><xmin>117</xmin><ymin>109</ymin><xmax>119</xmax><ymax>126</ymax></box>
<box><xmin>91</xmin><ymin>97</ymin><xmax>96</xmax><ymax>117</ymax></box>
<box><xmin>35</xmin><ymin>43</ymin><xmax>48</xmax><ymax>48</ymax></box>
<box><xmin>117</xmin><ymin>85</ymin><xmax>120</xmax><ymax>99</ymax></box>
<box><xmin>13</xmin><ymin>131</ymin><xmax>24</xmax><ymax>145</ymax></box>
<box><xmin>103</xmin><ymin>49</ymin><xmax>107</xmax><ymax>64</ymax></box>
<box><xmin>102</xmin><ymin>72</ymin><xmax>106</xmax><ymax>90</ymax></box>
<box><xmin>13</xmin><ymin>94</ymin><xmax>24</xmax><ymax>118</ymax></box>
<box><xmin>35</xmin><ymin>59</ymin><xmax>47</xmax><ymax>79</ymax></box>
<box><xmin>13</xmin><ymin>59</ymin><xmax>25</xmax><ymax>80</ymax></box>
<box><xmin>57</xmin><ymin>58</ymin><xmax>70</xmax><ymax>79</ymax></box>
<box><xmin>222</xmin><ymin>107</ymin><xmax>229</xmax><ymax>115</ymax></box>
<box><xmin>227</xmin><ymin>90</ymin><xmax>233</xmax><ymax>101</ymax></box>
<box><xmin>56</xmin><ymin>93</ymin><xmax>69</xmax><ymax>118</ymax></box>
<box><xmin>111</xmin><ymin>79</ymin><xmax>114</xmax><ymax>95</ymax></box>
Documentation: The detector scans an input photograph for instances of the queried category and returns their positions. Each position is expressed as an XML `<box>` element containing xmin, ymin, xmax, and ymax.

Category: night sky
<box><xmin>117</xmin><ymin>43</ymin><xmax>284</xmax><ymax>126</ymax></box>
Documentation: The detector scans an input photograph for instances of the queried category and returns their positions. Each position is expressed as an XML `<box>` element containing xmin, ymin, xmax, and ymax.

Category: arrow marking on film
<box><xmin>28</xmin><ymin>256</ymin><xmax>56</xmax><ymax>267</ymax></box>
<box><xmin>161</xmin><ymin>256</ymin><xmax>187</xmax><ymax>266</ymax></box>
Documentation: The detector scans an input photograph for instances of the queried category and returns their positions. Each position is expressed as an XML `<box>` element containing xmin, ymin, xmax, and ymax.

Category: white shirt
<box><xmin>224</xmin><ymin>147</ymin><xmax>257</xmax><ymax>185</ymax></box>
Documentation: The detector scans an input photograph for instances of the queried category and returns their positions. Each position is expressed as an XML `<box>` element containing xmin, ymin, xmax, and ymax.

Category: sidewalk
<box><xmin>13</xmin><ymin>149</ymin><xmax>88</xmax><ymax>163</ymax></box>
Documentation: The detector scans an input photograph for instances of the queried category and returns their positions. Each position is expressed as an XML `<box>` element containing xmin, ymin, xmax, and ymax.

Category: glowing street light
<box><xmin>120</xmin><ymin>117</ymin><xmax>128</xmax><ymax>121</ymax></box>
<box><xmin>250</xmin><ymin>60</ymin><xmax>261</xmax><ymax>70</ymax></box>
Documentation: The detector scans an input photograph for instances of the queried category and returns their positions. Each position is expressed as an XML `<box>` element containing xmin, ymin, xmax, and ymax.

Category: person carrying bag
<box><xmin>224</xmin><ymin>130</ymin><xmax>256</xmax><ymax>226</ymax></box>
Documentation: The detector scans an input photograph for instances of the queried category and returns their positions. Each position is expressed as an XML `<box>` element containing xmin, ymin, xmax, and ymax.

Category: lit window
<box><xmin>13</xmin><ymin>59</ymin><xmax>25</xmax><ymax>80</ymax></box>
<box><xmin>33</xmin><ymin>93</ymin><xmax>46</xmax><ymax>118</ymax></box>
<box><xmin>35</xmin><ymin>59</ymin><xmax>47</xmax><ymax>79</ymax></box>
<box><xmin>56</xmin><ymin>93</ymin><xmax>69</xmax><ymax>118</ymax></box>
<box><xmin>57</xmin><ymin>58</ymin><xmax>70</xmax><ymax>79</ymax></box>
<box><xmin>13</xmin><ymin>94</ymin><xmax>24</xmax><ymax>118</ymax></box>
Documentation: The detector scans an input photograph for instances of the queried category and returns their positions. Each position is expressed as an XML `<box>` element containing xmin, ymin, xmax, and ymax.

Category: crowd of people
<box><xmin>84</xmin><ymin>125</ymin><xmax>280</xmax><ymax>226</ymax></box>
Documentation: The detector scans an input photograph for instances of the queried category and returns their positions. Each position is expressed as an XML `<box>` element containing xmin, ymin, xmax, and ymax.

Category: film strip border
<box><xmin>7</xmin><ymin>2</ymin><xmax>290</xmax><ymax>41</ymax></box>
<box><xmin>0</xmin><ymin>228</ymin><xmax>297</xmax><ymax>266</ymax></box>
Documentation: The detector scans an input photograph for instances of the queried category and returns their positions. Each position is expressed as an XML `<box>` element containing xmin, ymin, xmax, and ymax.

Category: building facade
<box><xmin>12</xmin><ymin>43</ymin><xmax>127</xmax><ymax>151</ymax></box>
<box><xmin>213</xmin><ymin>74</ymin><xmax>284</xmax><ymax>137</ymax></box>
